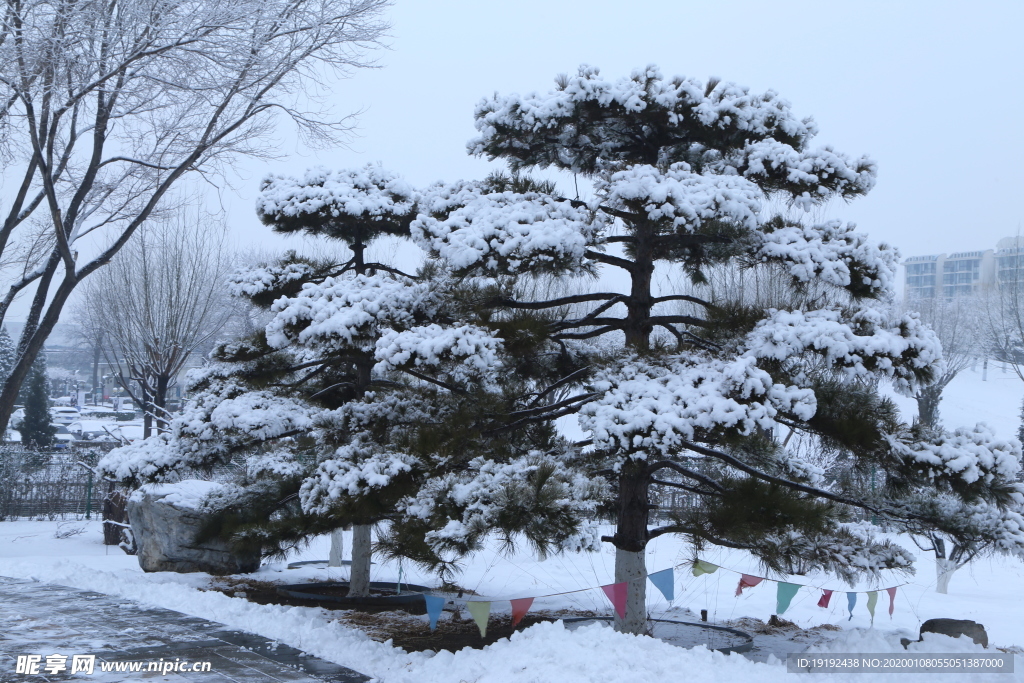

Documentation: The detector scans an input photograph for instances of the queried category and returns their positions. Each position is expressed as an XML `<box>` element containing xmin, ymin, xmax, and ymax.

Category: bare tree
<box><xmin>79</xmin><ymin>211</ymin><xmax>233</xmax><ymax>437</ymax></box>
<box><xmin>904</xmin><ymin>296</ymin><xmax>980</xmax><ymax>427</ymax></box>
<box><xmin>0</xmin><ymin>0</ymin><xmax>391</xmax><ymax>433</ymax></box>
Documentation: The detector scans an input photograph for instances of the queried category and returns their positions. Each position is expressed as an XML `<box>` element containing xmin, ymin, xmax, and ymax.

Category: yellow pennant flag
<box><xmin>692</xmin><ymin>560</ymin><xmax>719</xmax><ymax>577</ymax></box>
<box><xmin>466</xmin><ymin>601</ymin><xmax>491</xmax><ymax>638</ymax></box>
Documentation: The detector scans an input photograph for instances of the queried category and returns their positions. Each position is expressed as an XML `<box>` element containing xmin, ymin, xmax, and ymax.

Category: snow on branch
<box><xmin>746</xmin><ymin>306</ymin><xmax>942</xmax><ymax>395</ymax></box>
<box><xmin>595</xmin><ymin>164</ymin><xmax>762</xmax><ymax>231</ymax></box>
<box><xmin>265</xmin><ymin>272</ymin><xmax>435</xmax><ymax>351</ymax></box>
<box><xmin>738</xmin><ymin>140</ymin><xmax>876</xmax><ymax>205</ymax></box>
<box><xmin>757</xmin><ymin>220</ymin><xmax>898</xmax><ymax>297</ymax></box>
<box><xmin>300</xmin><ymin>441</ymin><xmax>422</xmax><ymax>515</ymax></box>
<box><xmin>257</xmin><ymin>165</ymin><xmax>417</xmax><ymax>227</ymax></box>
<box><xmin>374</xmin><ymin>324</ymin><xmax>504</xmax><ymax>388</ymax></box>
<box><xmin>888</xmin><ymin>424</ymin><xmax>1023</xmax><ymax>487</ymax></box>
<box><xmin>469</xmin><ymin>65</ymin><xmax>819</xmax><ymax>174</ymax></box>
<box><xmin>228</xmin><ymin>262</ymin><xmax>318</xmax><ymax>299</ymax></box>
<box><xmin>411</xmin><ymin>190</ymin><xmax>600</xmax><ymax>274</ymax></box>
<box><xmin>97</xmin><ymin>432</ymin><xmax>181</xmax><ymax>485</ymax></box>
<box><xmin>579</xmin><ymin>355</ymin><xmax>816</xmax><ymax>459</ymax></box>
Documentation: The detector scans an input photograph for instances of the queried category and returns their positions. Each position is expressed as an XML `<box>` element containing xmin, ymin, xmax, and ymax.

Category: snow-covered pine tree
<box><xmin>0</xmin><ymin>328</ymin><xmax>15</xmax><ymax>383</ymax></box>
<box><xmin>19</xmin><ymin>353</ymin><xmax>54</xmax><ymax>448</ymax></box>
<box><xmin>254</xmin><ymin>66</ymin><xmax>1022</xmax><ymax>634</ymax></box>
<box><xmin>98</xmin><ymin>166</ymin><xmax>603</xmax><ymax>589</ymax></box>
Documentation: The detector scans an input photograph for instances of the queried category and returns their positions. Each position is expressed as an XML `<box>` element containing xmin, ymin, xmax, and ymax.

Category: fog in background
<box><xmin>11</xmin><ymin>0</ymin><xmax>1024</xmax><ymax>321</ymax></box>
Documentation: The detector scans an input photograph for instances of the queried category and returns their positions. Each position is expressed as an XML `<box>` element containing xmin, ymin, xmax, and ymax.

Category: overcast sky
<box><xmin>220</xmin><ymin>0</ymin><xmax>1023</xmax><ymax>264</ymax></box>
<box><xmin>25</xmin><ymin>0</ymin><xmax>1024</xmax><ymax>324</ymax></box>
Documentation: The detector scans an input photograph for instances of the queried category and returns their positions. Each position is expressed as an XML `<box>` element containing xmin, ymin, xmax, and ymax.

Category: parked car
<box><xmin>105</xmin><ymin>422</ymin><xmax>144</xmax><ymax>443</ymax></box>
<box><xmin>51</xmin><ymin>423</ymin><xmax>75</xmax><ymax>449</ymax></box>
<box><xmin>50</xmin><ymin>407</ymin><xmax>81</xmax><ymax>425</ymax></box>
<box><xmin>67</xmin><ymin>420</ymin><xmax>118</xmax><ymax>442</ymax></box>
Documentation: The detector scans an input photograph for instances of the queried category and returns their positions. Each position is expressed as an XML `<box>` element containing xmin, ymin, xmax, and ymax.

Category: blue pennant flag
<box><xmin>847</xmin><ymin>592</ymin><xmax>857</xmax><ymax>621</ymax></box>
<box><xmin>424</xmin><ymin>594</ymin><xmax>446</xmax><ymax>630</ymax></box>
<box><xmin>647</xmin><ymin>568</ymin><xmax>674</xmax><ymax>602</ymax></box>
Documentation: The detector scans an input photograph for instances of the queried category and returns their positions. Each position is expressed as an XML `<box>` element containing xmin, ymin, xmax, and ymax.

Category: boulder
<box><xmin>901</xmin><ymin>618</ymin><xmax>988</xmax><ymax>648</ymax></box>
<box><xmin>127</xmin><ymin>480</ymin><xmax>259</xmax><ymax>575</ymax></box>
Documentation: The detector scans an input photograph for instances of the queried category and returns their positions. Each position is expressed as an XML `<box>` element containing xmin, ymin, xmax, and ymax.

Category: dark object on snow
<box><xmin>900</xmin><ymin>618</ymin><xmax>988</xmax><ymax>648</ymax></box>
<box><xmin>277</xmin><ymin>581</ymin><xmax>432</xmax><ymax>610</ymax></box>
<box><xmin>128</xmin><ymin>485</ymin><xmax>260</xmax><ymax>574</ymax></box>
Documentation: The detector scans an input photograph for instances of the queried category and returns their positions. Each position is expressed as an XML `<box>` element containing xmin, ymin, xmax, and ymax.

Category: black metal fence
<box><xmin>0</xmin><ymin>449</ymin><xmax>106</xmax><ymax>520</ymax></box>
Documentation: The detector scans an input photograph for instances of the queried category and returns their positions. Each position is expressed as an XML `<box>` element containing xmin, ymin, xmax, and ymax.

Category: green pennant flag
<box><xmin>776</xmin><ymin>582</ymin><xmax>801</xmax><ymax>615</ymax></box>
<box><xmin>866</xmin><ymin>591</ymin><xmax>878</xmax><ymax>624</ymax></box>
<box><xmin>466</xmin><ymin>601</ymin><xmax>491</xmax><ymax>638</ymax></box>
<box><xmin>692</xmin><ymin>560</ymin><xmax>719</xmax><ymax>577</ymax></box>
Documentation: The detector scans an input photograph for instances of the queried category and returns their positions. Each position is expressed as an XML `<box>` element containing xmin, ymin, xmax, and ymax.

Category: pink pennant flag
<box><xmin>735</xmin><ymin>574</ymin><xmax>764</xmax><ymax>597</ymax></box>
<box><xmin>817</xmin><ymin>589</ymin><xmax>833</xmax><ymax>608</ymax></box>
<box><xmin>510</xmin><ymin>597</ymin><xmax>534</xmax><ymax>628</ymax></box>
<box><xmin>601</xmin><ymin>582</ymin><xmax>628</xmax><ymax>619</ymax></box>
<box><xmin>886</xmin><ymin>587</ymin><xmax>897</xmax><ymax>617</ymax></box>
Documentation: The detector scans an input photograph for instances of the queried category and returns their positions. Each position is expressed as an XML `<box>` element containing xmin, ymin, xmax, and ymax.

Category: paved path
<box><xmin>0</xmin><ymin>577</ymin><xmax>370</xmax><ymax>682</ymax></box>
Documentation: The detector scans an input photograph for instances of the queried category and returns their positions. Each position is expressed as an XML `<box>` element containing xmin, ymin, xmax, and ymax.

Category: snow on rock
<box><xmin>129</xmin><ymin>480</ymin><xmax>225</xmax><ymax>510</ymax></box>
<box><xmin>580</xmin><ymin>355</ymin><xmax>816</xmax><ymax>458</ymax></box>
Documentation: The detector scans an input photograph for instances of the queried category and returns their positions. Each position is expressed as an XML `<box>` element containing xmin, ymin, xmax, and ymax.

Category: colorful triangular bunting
<box><xmin>817</xmin><ymin>589</ymin><xmax>833</xmax><ymax>608</ymax></box>
<box><xmin>510</xmin><ymin>597</ymin><xmax>534</xmax><ymax>628</ymax></box>
<box><xmin>466</xmin><ymin>601</ymin><xmax>491</xmax><ymax>637</ymax></box>
<box><xmin>776</xmin><ymin>583</ymin><xmax>800</xmax><ymax>615</ymax></box>
<box><xmin>691</xmin><ymin>560</ymin><xmax>719</xmax><ymax>577</ymax></box>
<box><xmin>648</xmin><ymin>568</ymin><xmax>674</xmax><ymax>602</ymax></box>
<box><xmin>847</xmin><ymin>592</ymin><xmax>857</xmax><ymax>621</ymax></box>
<box><xmin>601</xmin><ymin>582</ymin><xmax>628</xmax><ymax>619</ymax></box>
<box><xmin>736</xmin><ymin>574</ymin><xmax>764</xmax><ymax>597</ymax></box>
<box><xmin>866</xmin><ymin>591</ymin><xmax>878</xmax><ymax>624</ymax></box>
<box><xmin>886</xmin><ymin>587</ymin><xmax>897</xmax><ymax>617</ymax></box>
<box><xmin>424</xmin><ymin>594</ymin><xmax>446</xmax><ymax>630</ymax></box>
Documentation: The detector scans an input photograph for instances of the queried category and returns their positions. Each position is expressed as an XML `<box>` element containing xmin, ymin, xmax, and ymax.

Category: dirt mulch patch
<box><xmin>338</xmin><ymin>609</ymin><xmax>602</xmax><ymax>652</ymax></box>
<box><xmin>206</xmin><ymin>578</ymin><xmax>427</xmax><ymax>614</ymax></box>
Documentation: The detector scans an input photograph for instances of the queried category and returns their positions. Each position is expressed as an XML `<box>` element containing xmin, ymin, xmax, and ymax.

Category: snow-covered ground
<box><xmin>3</xmin><ymin>367</ymin><xmax>1024</xmax><ymax>682</ymax></box>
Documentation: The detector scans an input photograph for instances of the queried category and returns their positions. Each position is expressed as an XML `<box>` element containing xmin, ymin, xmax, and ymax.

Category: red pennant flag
<box><xmin>510</xmin><ymin>597</ymin><xmax>534</xmax><ymax>627</ymax></box>
<box><xmin>817</xmin><ymin>589</ymin><xmax>833</xmax><ymax>608</ymax></box>
<box><xmin>601</xmin><ymin>582</ymin><xmax>628</xmax><ymax>619</ymax></box>
<box><xmin>735</xmin><ymin>574</ymin><xmax>764</xmax><ymax>597</ymax></box>
<box><xmin>886</xmin><ymin>587</ymin><xmax>897</xmax><ymax>617</ymax></box>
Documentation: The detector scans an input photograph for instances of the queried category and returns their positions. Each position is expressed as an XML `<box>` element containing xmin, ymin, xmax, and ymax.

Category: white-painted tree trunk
<box><xmin>936</xmin><ymin>557</ymin><xmax>957</xmax><ymax>594</ymax></box>
<box><xmin>328</xmin><ymin>528</ymin><xmax>345</xmax><ymax>567</ymax></box>
<box><xmin>613</xmin><ymin>547</ymin><xmax>648</xmax><ymax>635</ymax></box>
<box><xmin>349</xmin><ymin>523</ymin><xmax>372</xmax><ymax>597</ymax></box>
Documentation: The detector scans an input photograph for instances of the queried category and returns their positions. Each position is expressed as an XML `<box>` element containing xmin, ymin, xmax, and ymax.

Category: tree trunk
<box><xmin>349</xmin><ymin>523</ymin><xmax>372</xmax><ymax>597</ymax></box>
<box><xmin>935</xmin><ymin>557</ymin><xmax>957</xmax><ymax>594</ymax></box>
<box><xmin>141</xmin><ymin>382</ymin><xmax>153</xmax><ymax>439</ymax></box>
<box><xmin>614</xmin><ymin>547</ymin><xmax>648</xmax><ymax>634</ymax></box>
<box><xmin>613</xmin><ymin>460</ymin><xmax>650</xmax><ymax>634</ymax></box>
<box><xmin>154</xmin><ymin>373</ymin><xmax>170</xmax><ymax>433</ymax></box>
<box><xmin>328</xmin><ymin>528</ymin><xmax>346</xmax><ymax>567</ymax></box>
<box><xmin>916</xmin><ymin>385</ymin><xmax>942</xmax><ymax>428</ymax></box>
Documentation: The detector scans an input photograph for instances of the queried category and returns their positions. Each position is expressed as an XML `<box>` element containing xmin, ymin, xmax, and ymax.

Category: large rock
<box><xmin>127</xmin><ymin>481</ymin><xmax>259</xmax><ymax>575</ymax></box>
<box><xmin>901</xmin><ymin>618</ymin><xmax>988</xmax><ymax>648</ymax></box>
